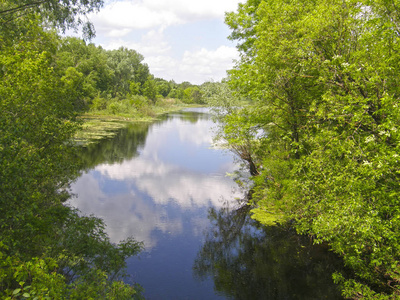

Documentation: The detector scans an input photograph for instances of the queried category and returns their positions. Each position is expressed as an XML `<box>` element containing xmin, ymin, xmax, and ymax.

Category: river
<box><xmin>68</xmin><ymin>107</ymin><xmax>344</xmax><ymax>299</ymax></box>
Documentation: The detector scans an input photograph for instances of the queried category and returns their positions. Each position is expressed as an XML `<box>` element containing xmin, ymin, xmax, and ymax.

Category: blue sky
<box><xmin>86</xmin><ymin>0</ymin><xmax>244</xmax><ymax>84</ymax></box>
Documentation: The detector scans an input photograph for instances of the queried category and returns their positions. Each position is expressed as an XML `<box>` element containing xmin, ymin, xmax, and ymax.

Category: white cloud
<box><xmin>88</xmin><ymin>0</ymin><xmax>243</xmax><ymax>85</ymax></box>
<box><xmin>135</xmin><ymin>169</ymin><xmax>240</xmax><ymax>208</ymax></box>
<box><xmin>105</xmin><ymin>28</ymin><xmax>132</xmax><ymax>38</ymax></box>
<box><xmin>141</xmin><ymin>46</ymin><xmax>238</xmax><ymax>83</ymax></box>
<box><xmin>69</xmin><ymin>155</ymin><xmax>241</xmax><ymax>248</ymax></box>
<box><xmin>180</xmin><ymin>46</ymin><xmax>239</xmax><ymax>82</ymax></box>
<box><xmin>69</xmin><ymin>152</ymin><xmax>242</xmax><ymax>247</ymax></box>
<box><xmin>145</xmin><ymin>118</ymin><xmax>214</xmax><ymax>147</ymax></box>
<box><xmin>96</xmin><ymin>158</ymin><xmax>239</xmax><ymax>208</ymax></box>
<box><xmin>93</xmin><ymin>0</ymin><xmax>242</xmax><ymax>35</ymax></box>
<box><xmin>91</xmin><ymin>1</ymin><xmax>182</xmax><ymax>36</ymax></box>
<box><xmin>93</xmin><ymin>116</ymin><xmax>241</xmax><ymax>208</ymax></box>
<box><xmin>143</xmin><ymin>0</ymin><xmax>242</xmax><ymax>20</ymax></box>
<box><xmin>96</xmin><ymin>157</ymin><xmax>176</xmax><ymax>180</ymax></box>
<box><xmin>144</xmin><ymin>55</ymin><xmax>176</xmax><ymax>75</ymax></box>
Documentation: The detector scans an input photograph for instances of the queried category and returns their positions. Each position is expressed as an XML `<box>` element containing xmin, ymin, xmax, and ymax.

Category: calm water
<box><xmin>69</xmin><ymin>108</ymin><xmax>344</xmax><ymax>300</ymax></box>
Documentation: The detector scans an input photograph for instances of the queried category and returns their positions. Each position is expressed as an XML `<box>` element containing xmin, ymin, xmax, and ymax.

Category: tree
<box><xmin>224</xmin><ymin>0</ymin><xmax>400</xmax><ymax>298</ymax></box>
<box><xmin>0</xmin><ymin>4</ymin><xmax>144</xmax><ymax>298</ymax></box>
<box><xmin>56</xmin><ymin>37</ymin><xmax>114</xmax><ymax>104</ymax></box>
<box><xmin>202</xmin><ymin>81</ymin><xmax>261</xmax><ymax>176</ymax></box>
<box><xmin>190</xmin><ymin>86</ymin><xmax>203</xmax><ymax>103</ymax></box>
<box><xmin>0</xmin><ymin>0</ymin><xmax>103</xmax><ymax>39</ymax></box>
<box><xmin>106</xmin><ymin>47</ymin><xmax>149</xmax><ymax>98</ymax></box>
<box><xmin>141</xmin><ymin>75</ymin><xmax>157</xmax><ymax>102</ymax></box>
<box><xmin>154</xmin><ymin>78</ymin><xmax>172</xmax><ymax>97</ymax></box>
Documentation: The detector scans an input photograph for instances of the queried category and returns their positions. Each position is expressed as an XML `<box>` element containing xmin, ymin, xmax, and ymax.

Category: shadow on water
<box><xmin>194</xmin><ymin>196</ymin><xmax>345</xmax><ymax>300</ymax></box>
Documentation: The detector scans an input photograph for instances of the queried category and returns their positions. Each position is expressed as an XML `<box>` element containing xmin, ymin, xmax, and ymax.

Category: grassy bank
<box><xmin>74</xmin><ymin>99</ymin><xmax>200</xmax><ymax>146</ymax></box>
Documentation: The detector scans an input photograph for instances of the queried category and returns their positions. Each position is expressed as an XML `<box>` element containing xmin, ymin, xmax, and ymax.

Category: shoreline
<box><xmin>74</xmin><ymin>103</ymin><xmax>203</xmax><ymax>146</ymax></box>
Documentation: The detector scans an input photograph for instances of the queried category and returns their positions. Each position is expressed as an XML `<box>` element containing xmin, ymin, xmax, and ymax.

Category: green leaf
<box><xmin>12</xmin><ymin>288</ymin><xmax>21</xmax><ymax>295</ymax></box>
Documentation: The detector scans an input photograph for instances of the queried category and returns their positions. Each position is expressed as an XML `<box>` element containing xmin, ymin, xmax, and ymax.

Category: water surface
<box><xmin>69</xmin><ymin>108</ymin><xmax>343</xmax><ymax>300</ymax></box>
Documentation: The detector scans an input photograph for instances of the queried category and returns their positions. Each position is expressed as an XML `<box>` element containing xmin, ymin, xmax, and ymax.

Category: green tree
<box><xmin>167</xmin><ymin>87</ymin><xmax>184</xmax><ymax>99</ymax></box>
<box><xmin>57</xmin><ymin>37</ymin><xmax>114</xmax><ymax>101</ymax></box>
<box><xmin>182</xmin><ymin>87</ymin><xmax>194</xmax><ymax>103</ymax></box>
<box><xmin>0</xmin><ymin>4</ymin><xmax>144</xmax><ymax>298</ymax></box>
<box><xmin>154</xmin><ymin>78</ymin><xmax>172</xmax><ymax>97</ymax></box>
<box><xmin>0</xmin><ymin>0</ymin><xmax>103</xmax><ymax>39</ymax></box>
<box><xmin>223</xmin><ymin>0</ymin><xmax>400</xmax><ymax>298</ymax></box>
<box><xmin>0</xmin><ymin>26</ymin><xmax>79</xmax><ymax>259</ymax></box>
<box><xmin>106</xmin><ymin>47</ymin><xmax>150</xmax><ymax>98</ymax></box>
<box><xmin>141</xmin><ymin>75</ymin><xmax>157</xmax><ymax>102</ymax></box>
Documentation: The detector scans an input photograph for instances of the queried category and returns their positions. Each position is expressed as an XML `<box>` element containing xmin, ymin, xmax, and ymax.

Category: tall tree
<box><xmin>223</xmin><ymin>0</ymin><xmax>400</xmax><ymax>298</ymax></box>
<box><xmin>106</xmin><ymin>47</ymin><xmax>150</xmax><ymax>98</ymax></box>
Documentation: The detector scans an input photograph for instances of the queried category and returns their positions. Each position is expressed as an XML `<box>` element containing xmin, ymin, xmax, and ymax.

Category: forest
<box><xmin>2</xmin><ymin>0</ymin><xmax>400</xmax><ymax>299</ymax></box>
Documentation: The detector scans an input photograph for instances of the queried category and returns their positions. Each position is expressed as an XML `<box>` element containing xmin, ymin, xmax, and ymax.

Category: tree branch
<box><xmin>0</xmin><ymin>0</ymin><xmax>49</xmax><ymax>16</ymax></box>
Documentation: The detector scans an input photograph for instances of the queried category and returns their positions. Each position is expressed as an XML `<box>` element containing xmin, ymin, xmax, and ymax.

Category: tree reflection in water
<box><xmin>79</xmin><ymin>122</ymin><xmax>150</xmax><ymax>169</ymax></box>
<box><xmin>194</xmin><ymin>194</ymin><xmax>345</xmax><ymax>300</ymax></box>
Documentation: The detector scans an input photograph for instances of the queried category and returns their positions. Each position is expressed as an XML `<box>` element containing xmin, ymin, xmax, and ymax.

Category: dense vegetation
<box><xmin>55</xmin><ymin>37</ymin><xmax>206</xmax><ymax>118</ymax></box>
<box><xmin>0</xmin><ymin>0</ymin><xmax>207</xmax><ymax>298</ymax></box>
<box><xmin>6</xmin><ymin>0</ymin><xmax>400</xmax><ymax>298</ymax></box>
<box><xmin>213</xmin><ymin>0</ymin><xmax>400</xmax><ymax>298</ymax></box>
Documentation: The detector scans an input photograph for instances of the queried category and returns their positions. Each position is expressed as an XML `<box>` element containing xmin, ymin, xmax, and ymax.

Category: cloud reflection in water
<box><xmin>69</xmin><ymin>111</ymin><xmax>242</xmax><ymax>250</ymax></box>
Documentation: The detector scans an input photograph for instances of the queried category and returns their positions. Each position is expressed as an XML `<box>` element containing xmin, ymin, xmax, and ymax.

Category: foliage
<box><xmin>194</xmin><ymin>202</ymin><xmax>344</xmax><ymax>299</ymax></box>
<box><xmin>154</xmin><ymin>78</ymin><xmax>172</xmax><ymax>97</ymax></box>
<box><xmin>0</xmin><ymin>245</ymin><xmax>144</xmax><ymax>299</ymax></box>
<box><xmin>57</xmin><ymin>37</ymin><xmax>113</xmax><ymax>102</ymax></box>
<box><xmin>54</xmin><ymin>38</ymin><xmax>205</xmax><ymax>115</ymax></box>
<box><xmin>222</xmin><ymin>0</ymin><xmax>400</xmax><ymax>298</ymax></box>
<box><xmin>0</xmin><ymin>22</ymin><xmax>81</xmax><ymax>259</ymax></box>
<box><xmin>105</xmin><ymin>47</ymin><xmax>150</xmax><ymax>98</ymax></box>
<box><xmin>0</xmin><ymin>247</ymin><xmax>67</xmax><ymax>299</ymax></box>
<box><xmin>141</xmin><ymin>76</ymin><xmax>157</xmax><ymax>102</ymax></box>
<box><xmin>202</xmin><ymin>81</ymin><xmax>262</xmax><ymax>175</ymax></box>
<box><xmin>0</xmin><ymin>0</ymin><xmax>103</xmax><ymax>39</ymax></box>
<box><xmin>0</xmin><ymin>3</ymin><xmax>144</xmax><ymax>299</ymax></box>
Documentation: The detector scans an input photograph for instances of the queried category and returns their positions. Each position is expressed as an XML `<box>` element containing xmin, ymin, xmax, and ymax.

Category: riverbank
<box><xmin>74</xmin><ymin>101</ymin><xmax>203</xmax><ymax>146</ymax></box>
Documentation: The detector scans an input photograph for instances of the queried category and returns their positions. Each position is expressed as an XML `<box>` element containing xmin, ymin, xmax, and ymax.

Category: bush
<box><xmin>107</xmin><ymin>101</ymin><xmax>124</xmax><ymax>115</ymax></box>
<box><xmin>90</xmin><ymin>96</ymin><xmax>108</xmax><ymax>111</ymax></box>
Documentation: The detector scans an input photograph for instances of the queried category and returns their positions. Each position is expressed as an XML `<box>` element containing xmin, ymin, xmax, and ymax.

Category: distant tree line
<box><xmin>56</xmin><ymin>37</ymin><xmax>207</xmax><ymax>116</ymax></box>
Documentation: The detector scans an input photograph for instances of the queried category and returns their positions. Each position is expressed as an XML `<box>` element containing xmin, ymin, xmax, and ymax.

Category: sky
<box><xmin>85</xmin><ymin>0</ymin><xmax>244</xmax><ymax>84</ymax></box>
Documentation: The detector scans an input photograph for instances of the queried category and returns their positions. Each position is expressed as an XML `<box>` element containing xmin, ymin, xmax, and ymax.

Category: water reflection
<box><xmin>69</xmin><ymin>108</ymin><xmax>242</xmax><ymax>249</ymax></box>
<box><xmin>69</xmin><ymin>108</ymin><xmax>344</xmax><ymax>299</ymax></box>
<box><xmin>80</xmin><ymin>122</ymin><xmax>150</xmax><ymax>169</ymax></box>
<box><xmin>194</xmin><ymin>200</ymin><xmax>344</xmax><ymax>300</ymax></box>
